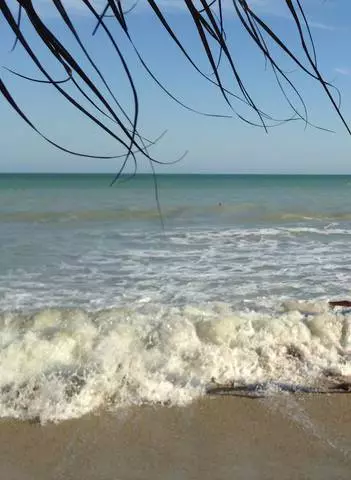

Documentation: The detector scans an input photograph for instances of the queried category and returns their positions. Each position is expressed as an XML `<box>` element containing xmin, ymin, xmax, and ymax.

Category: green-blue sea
<box><xmin>1</xmin><ymin>173</ymin><xmax>351</xmax><ymax>309</ymax></box>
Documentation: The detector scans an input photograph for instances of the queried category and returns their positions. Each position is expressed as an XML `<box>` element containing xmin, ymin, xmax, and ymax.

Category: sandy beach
<box><xmin>1</xmin><ymin>395</ymin><xmax>351</xmax><ymax>480</ymax></box>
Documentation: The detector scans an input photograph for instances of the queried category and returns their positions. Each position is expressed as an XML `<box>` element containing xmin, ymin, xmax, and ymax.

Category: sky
<box><xmin>1</xmin><ymin>0</ymin><xmax>351</xmax><ymax>174</ymax></box>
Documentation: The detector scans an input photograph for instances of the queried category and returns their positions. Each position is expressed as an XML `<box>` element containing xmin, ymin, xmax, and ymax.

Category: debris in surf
<box><xmin>329</xmin><ymin>300</ymin><xmax>351</xmax><ymax>309</ymax></box>
<box><xmin>206</xmin><ymin>375</ymin><xmax>351</xmax><ymax>398</ymax></box>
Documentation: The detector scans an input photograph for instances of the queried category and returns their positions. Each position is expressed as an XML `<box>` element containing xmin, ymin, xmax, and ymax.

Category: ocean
<box><xmin>1</xmin><ymin>173</ymin><xmax>351</xmax><ymax>479</ymax></box>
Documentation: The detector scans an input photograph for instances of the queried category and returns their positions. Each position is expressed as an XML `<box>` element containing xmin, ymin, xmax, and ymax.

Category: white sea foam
<box><xmin>1</xmin><ymin>224</ymin><xmax>351</xmax><ymax>312</ymax></box>
<box><xmin>0</xmin><ymin>301</ymin><xmax>350</xmax><ymax>423</ymax></box>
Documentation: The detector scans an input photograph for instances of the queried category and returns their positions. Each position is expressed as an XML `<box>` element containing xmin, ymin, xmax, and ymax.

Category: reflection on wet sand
<box><xmin>1</xmin><ymin>395</ymin><xmax>351</xmax><ymax>480</ymax></box>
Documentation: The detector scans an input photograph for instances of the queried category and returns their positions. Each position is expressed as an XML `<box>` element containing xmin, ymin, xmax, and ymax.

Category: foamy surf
<box><xmin>0</xmin><ymin>301</ymin><xmax>351</xmax><ymax>423</ymax></box>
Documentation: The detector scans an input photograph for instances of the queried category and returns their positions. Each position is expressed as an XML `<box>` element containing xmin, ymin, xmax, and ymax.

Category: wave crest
<box><xmin>1</xmin><ymin>301</ymin><xmax>350</xmax><ymax>422</ymax></box>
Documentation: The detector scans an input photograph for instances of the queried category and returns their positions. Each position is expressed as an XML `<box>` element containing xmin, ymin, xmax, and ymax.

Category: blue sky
<box><xmin>1</xmin><ymin>0</ymin><xmax>351</xmax><ymax>173</ymax></box>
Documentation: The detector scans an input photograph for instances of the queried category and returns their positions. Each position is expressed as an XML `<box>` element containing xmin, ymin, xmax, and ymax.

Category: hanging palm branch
<box><xmin>1</xmin><ymin>0</ymin><xmax>349</xmax><ymax>178</ymax></box>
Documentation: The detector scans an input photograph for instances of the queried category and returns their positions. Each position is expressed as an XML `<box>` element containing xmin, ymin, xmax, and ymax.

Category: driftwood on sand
<box><xmin>206</xmin><ymin>300</ymin><xmax>351</xmax><ymax>399</ymax></box>
<box><xmin>206</xmin><ymin>376</ymin><xmax>351</xmax><ymax>399</ymax></box>
<box><xmin>329</xmin><ymin>300</ymin><xmax>351</xmax><ymax>309</ymax></box>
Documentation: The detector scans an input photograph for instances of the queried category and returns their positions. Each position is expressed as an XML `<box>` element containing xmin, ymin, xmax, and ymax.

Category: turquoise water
<box><xmin>1</xmin><ymin>173</ymin><xmax>351</xmax><ymax>310</ymax></box>
<box><xmin>1</xmin><ymin>173</ymin><xmax>351</xmax><ymax>421</ymax></box>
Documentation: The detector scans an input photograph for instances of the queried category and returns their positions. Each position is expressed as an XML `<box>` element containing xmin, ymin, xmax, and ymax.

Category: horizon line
<box><xmin>1</xmin><ymin>172</ymin><xmax>351</xmax><ymax>176</ymax></box>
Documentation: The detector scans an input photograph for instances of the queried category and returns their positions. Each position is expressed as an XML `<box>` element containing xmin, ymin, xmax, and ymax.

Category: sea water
<box><xmin>1</xmin><ymin>173</ymin><xmax>351</xmax><ymax>422</ymax></box>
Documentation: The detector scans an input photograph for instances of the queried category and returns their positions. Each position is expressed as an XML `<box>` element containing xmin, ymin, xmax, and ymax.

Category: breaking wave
<box><xmin>1</xmin><ymin>300</ymin><xmax>350</xmax><ymax>423</ymax></box>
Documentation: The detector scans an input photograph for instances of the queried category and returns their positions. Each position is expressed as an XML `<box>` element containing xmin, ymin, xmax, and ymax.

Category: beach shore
<box><xmin>1</xmin><ymin>395</ymin><xmax>351</xmax><ymax>480</ymax></box>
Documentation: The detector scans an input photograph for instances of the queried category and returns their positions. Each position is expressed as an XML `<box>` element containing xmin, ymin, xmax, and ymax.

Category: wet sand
<box><xmin>1</xmin><ymin>395</ymin><xmax>351</xmax><ymax>480</ymax></box>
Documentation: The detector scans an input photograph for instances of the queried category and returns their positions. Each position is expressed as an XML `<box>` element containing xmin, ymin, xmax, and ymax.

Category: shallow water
<box><xmin>2</xmin><ymin>174</ymin><xmax>351</xmax><ymax>312</ymax></box>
